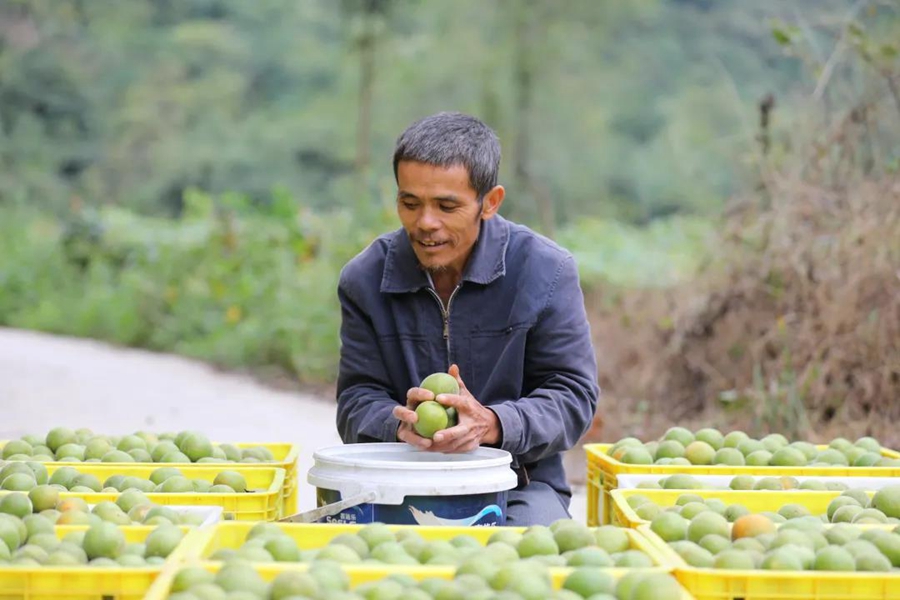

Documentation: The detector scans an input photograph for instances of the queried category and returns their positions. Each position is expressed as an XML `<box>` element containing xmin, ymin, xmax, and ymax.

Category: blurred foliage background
<box><xmin>1</xmin><ymin>0</ymin><xmax>898</xmax><ymax>440</ymax></box>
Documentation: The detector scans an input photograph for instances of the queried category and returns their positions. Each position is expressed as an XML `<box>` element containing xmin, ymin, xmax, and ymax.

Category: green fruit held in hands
<box><xmin>420</xmin><ymin>372</ymin><xmax>460</xmax><ymax>397</ymax></box>
<box><xmin>413</xmin><ymin>372</ymin><xmax>460</xmax><ymax>439</ymax></box>
<box><xmin>414</xmin><ymin>401</ymin><xmax>450</xmax><ymax>439</ymax></box>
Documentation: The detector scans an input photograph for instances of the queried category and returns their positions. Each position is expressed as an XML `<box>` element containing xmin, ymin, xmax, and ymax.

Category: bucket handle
<box><xmin>278</xmin><ymin>490</ymin><xmax>379</xmax><ymax>523</ymax></box>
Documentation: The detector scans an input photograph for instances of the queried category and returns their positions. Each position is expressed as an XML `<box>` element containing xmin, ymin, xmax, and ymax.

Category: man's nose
<box><xmin>417</xmin><ymin>206</ymin><xmax>441</xmax><ymax>231</ymax></box>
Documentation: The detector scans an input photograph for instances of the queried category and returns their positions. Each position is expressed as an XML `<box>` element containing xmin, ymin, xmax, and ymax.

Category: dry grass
<box><xmin>583</xmin><ymin>102</ymin><xmax>900</xmax><ymax>449</ymax></box>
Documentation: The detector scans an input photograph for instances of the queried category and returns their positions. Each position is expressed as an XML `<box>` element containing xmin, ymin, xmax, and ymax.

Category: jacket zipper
<box><xmin>428</xmin><ymin>284</ymin><xmax>461</xmax><ymax>366</ymax></box>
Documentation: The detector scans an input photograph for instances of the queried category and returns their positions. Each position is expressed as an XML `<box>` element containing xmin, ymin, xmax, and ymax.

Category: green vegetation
<box><xmin>1</xmin><ymin>0</ymin><xmax>897</xmax><ymax>415</ymax></box>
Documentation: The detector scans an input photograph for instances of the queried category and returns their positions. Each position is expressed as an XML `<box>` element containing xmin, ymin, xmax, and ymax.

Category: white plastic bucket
<box><xmin>308</xmin><ymin>443</ymin><xmax>518</xmax><ymax>526</ymax></box>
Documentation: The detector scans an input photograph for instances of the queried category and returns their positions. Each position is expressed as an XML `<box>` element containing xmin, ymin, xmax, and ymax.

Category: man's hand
<box><xmin>393</xmin><ymin>386</ymin><xmax>436</xmax><ymax>450</ymax></box>
<box><xmin>429</xmin><ymin>364</ymin><xmax>500</xmax><ymax>453</ymax></box>
<box><xmin>394</xmin><ymin>364</ymin><xmax>501</xmax><ymax>453</ymax></box>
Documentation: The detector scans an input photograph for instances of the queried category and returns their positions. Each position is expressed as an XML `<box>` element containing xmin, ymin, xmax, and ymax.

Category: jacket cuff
<box><xmin>384</xmin><ymin>413</ymin><xmax>402</xmax><ymax>442</ymax></box>
<box><xmin>488</xmin><ymin>402</ymin><xmax>523</xmax><ymax>458</ymax></box>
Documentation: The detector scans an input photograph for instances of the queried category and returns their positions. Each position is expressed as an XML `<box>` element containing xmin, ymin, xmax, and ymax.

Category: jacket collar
<box><xmin>380</xmin><ymin>215</ymin><xmax>510</xmax><ymax>293</ymax></box>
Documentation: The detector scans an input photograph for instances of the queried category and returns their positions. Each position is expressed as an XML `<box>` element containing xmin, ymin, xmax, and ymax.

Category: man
<box><xmin>336</xmin><ymin>112</ymin><xmax>599</xmax><ymax>525</ymax></box>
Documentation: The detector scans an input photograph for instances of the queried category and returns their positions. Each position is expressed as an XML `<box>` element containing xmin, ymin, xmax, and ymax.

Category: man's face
<box><xmin>396</xmin><ymin>161</ymin><xmax>498</xmax><ymax>276</ymax></box>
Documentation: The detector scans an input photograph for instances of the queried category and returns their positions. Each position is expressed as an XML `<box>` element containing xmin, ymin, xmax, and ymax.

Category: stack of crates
<box><xmin>585</xmin><ymin>438</ymin><xmax>900</xmax><ymax>600</ymax></box>
<box><xmin>0</xmin><ymin>437</ymin><xmax>298</xmax><ymax>599</ymax></box>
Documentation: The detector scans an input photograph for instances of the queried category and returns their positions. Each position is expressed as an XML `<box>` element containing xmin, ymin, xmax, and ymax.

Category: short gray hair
<box><xmin>393</xmin><ymin>112</ymin><xmax>501</xmax><ymax>199</ymax></box>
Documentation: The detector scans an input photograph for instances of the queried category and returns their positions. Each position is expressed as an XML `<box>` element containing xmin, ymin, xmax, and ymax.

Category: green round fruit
<box><xmin>736</xmin><ymin>438</ymin><xmax>765</xmax><ymax>457</ymax></box>
<box><xmin>663</xmin><ymin>475</ymin><xmax>704</xmax><ymax>490</ymax></box>
<box><xmin>516</xmin><ymin>531</ymin><xmax>559</xmax><ymax>558</ymax></box>
<box><xmin>663</xmin><ymin>427</ymin><xmax>695</xmax><ymax>447</ymax></box>
<box><xmin>816</xmin><ymin>449</ymin><xmax>850</xmax><ymax>466</ymax></box>
<box><xmin>213</xmin><ymin>470</ymin><xmax>247</xmax><ymax>493</ymax></box>
<box><xmin>788</xmin><ymin>441</ymin><xmax>819</xmax><ymax>461</ymax></box>
<box><xmin>714</xmin><ymin>549</ymin><xmax>757</xmax><ymax>569</ymax></box>
<box><xmin>145</xmin><ymin>524</ymin><xmax>183</xmax><ymax>558</ymax></box>
<box><xmin>413</xmin><ymin>401</ymin><xmax>449</xmax><ymax>439</ymax></box>
<box><xmin>722</xmin><ymin>431</ymin><xmax>750</xmax><ymax>448</ymax></box>
<box><xmin>694</xmin><ymin>428</ymin><xmax>724</xmax><ymax>450</ymax></box>
<box><xmin>180</xmin><ymin>433</ymin><xmax>214</xmax><ymax>462</ymax></box>
<box><xmin>855</xmin><ymin>436</ymin><xmax>882</xmax><ymax>453</ymax></box>
<box><xmin>45</xmin><ymin>428</ymin><xmax>77</xmax><ymax>453</ymax></box>
<box><xmin>270</xmin><ymin>571</ymin><xmax>320</xmax><ymax>600</ymax></box>
<box><xmin>0</xmin><ymin>493</ymin><xmax>32</xmax><ymax>518</ymax></box>
<box><xmin>214</xmin><ymin>562</ymin><xmax>268</xmax><ymax>595</ymax></box>
<box><xmin>562</xmin><ymin>568</ymin><xmax>614</xmax><ymax>597</ymax></box>
<box><xmin>770</xmin><ymin>447</ymin><xmax>807</xmax><ymax>467</ymax></box>
<box><xmin>116</xmin><ymin>435</ymin><xmax>147</xmax><ymax>454</ymax></box>
<box><xmin>149</xmin><ymin>467</ymin><xmax>182</xmax><ymax>486</ymax></box>
<box><xmin>593</xmin><ymin>525</ymin><xmax>630</xmax><ymax>554</ymax></box>
<box><xmin>729</xmin><ymin>476</ymin><xmax>755</xmax><ymax>491</ymax></box>
<box><xmin>684</xmin><ymin>441</ymin><xmax>716</xmax><ymax>465</ymax></box>
<box><xmin>552</xmin><ymin>524</ymin><xmax>594</xmax><ymax>553</ymax></box>
<box><xmin>420</xmin><ymin>372</ymin><xmax>460</xmax><ymax>397</ymax></box>
<box><xmin>871</xmin><ymin>486</ymin><xmax>900</xmax><ymax>519</ymax></box>
<box><xmin>150</xmin><ymin>442</ymin><xmax>179</xmax><ymax>462</ymax></box>
<box><xmin>83</xmin><ymin>522</ymin><xmax>126</xmax><ymax>560</ymax></box>
<box><xmin>264</xmin><ymin>536</ymin><xmax>300</xmax><ymax>562</ymax></box>
<box><xmin>620</xmin><ymin>447</ymin><xmax>653</xmax><ymax>465</ymax></box>
<box><xmin>655</xmin><ymin>440</ymin><xmax>685</xmax><ymax>460</ymax></box>
<box><xmin>651</xmin><ymin>512</ymin><xmax>689</xmax><ymax>542</ymax></box>
<box><xmin>687</xmin><ymin>512</ymin><xmax>729</xmax><ymax>544</ymax></box>
<box><xmin>713</xmin><ymin>448</ymin><xmax>745</xmax><ymax>466</ymax></box>
<box><xmin>2</xmin><ymin>440</ymin><xmax>33</xmax><ymax>459</ymax></box>
<box><xmin>101</xmin><ymin>450</ymin><xmax>134</xmax><ymax>463</ymax></box>
<box><xmin>1</xmin><ymin>473</ymin><xmax>35</xmax><ymax>491</ymax></box>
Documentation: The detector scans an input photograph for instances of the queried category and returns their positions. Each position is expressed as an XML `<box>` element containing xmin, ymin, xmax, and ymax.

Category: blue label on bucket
<box><xmin>317</xmin><ymin>488</ymin><xmax>507</xmax><ymax>526</ymax></box>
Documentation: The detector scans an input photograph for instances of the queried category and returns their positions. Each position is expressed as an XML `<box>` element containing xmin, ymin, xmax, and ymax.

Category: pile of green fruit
<box><xmin>208</xmin><ymin>520</ymin><xmax>656</xmax><ymax>569</ymax></box>
<box><xmin>0</xmin><ymin>488</ymin><xmax>207</xmax><ymax>527</ymax></box>
<box><xmin>0</xmin><ymin>508</ymin><xmax>183</xmax><ymax>567</ymax></box>
<box><xmin>1</xmin><ymin>428</ymin><xmax>276</xmax><ymax>463</ymax></box>
<box><xmin>651</xmin><ymin>511</ymin><xmax>900</xmax><ymax>572</ymax></box>
<box><xmin>0</xmin><ymin>461</ymin><xmax>253</xmax><ymax>495</ymax></box>
<box><xmin>413</xmin><ymin>373</ymin><xmax>460</xmax><ymax>439</ymax></box>
<box><xmin>609</xmin><ymin>429</ymin><xmax>898</xmax><ymax>467</ymax></box>
<box><xmin>167</xmin><ymin>560</ymin><xmax>685</xmax><ymax>600</ymax></box>
<box><xmin>631</xmin><ymin>486</ymin><xmax>900</xmax><ymax>527</ymax></box>
<box><xmin>641</xmin><ymin>474</ymin><xmax>862</xmax><ymax>492</ymax></box>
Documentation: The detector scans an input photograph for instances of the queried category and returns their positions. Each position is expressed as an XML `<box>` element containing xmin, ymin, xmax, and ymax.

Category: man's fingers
<box><xmin>448</xmin><ymin>364</ymin><xmax>470</xmax><ymax>395</ymax></box>
<box><xmin>407</xmin><ymin>387</ymin><xmax>435</xmax><ymax>403</ymax></box>
<box><xmin>432</xmin><ymin>423</ymin><xmax>467</xmax><ymax>445</ymax></box>
<box><xmin>434</xmin><ymin>393</ymin><xmax>466</xmax><ymax>409</ymax></box>
<box><xmin>432</xmin><ymin>429</ymin><xmax>477</xmax><ymax>454</ymax></box>
<box><xmin>397</xmin><ymin>426</ymin><xmax>432</xmax><ymax>449</ymax></box>
<box><xmin>393</xmin><ymin>405</ymin><xmax>417</xmax><ymax>423</ymax></box>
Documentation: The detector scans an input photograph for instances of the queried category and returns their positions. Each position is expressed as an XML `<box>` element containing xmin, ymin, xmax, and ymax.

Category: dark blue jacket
<box><xmin>335</xmin><ymin>215</ymin><xmax>599</xmax><ymax>496</ymax></box>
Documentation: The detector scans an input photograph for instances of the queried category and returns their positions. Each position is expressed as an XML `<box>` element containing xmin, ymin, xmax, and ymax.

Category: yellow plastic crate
<box><xmin>39</xmin><ymin>464</ymin><xmax>285</xmax><ymax>522</ymax></box>
<box><xmin>638</xmin><ymin>523</ymin><xmax>900</xmax><ymax>600</ymax></box>
<box><xmin>0</xmin><ymin>524</ymin><xmax>204</xmax><ymax>600</ymax></box>
<box><xmin>234</xmin><ymin>442</ymin><xmax>299</xmax><ymax>515</ymax></box>
<box><xmin>0</xmin><ymin>441</ymin><xmax>299</xmax><ymax>517</ymax></box>
<box><xmin>144</xmin><ymin>561</ymin><xmax>695</xmax><ymax>599</ymax></box>
<box><xmin>610</xmin><ymin>488</ymin><xmax>875</xmax><ymax>528</ymax></box>
<box><xmin>182</xmin><ymin>521</ymin><xmax>674</xmax><ymax>571</ymax></box>
<box><xmin>586</xmin><ymin>443</ymin><xmax>900</xmax><ymax>526</ymax></box>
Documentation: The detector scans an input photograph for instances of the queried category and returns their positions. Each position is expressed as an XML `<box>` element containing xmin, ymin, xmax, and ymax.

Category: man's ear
<box><xmin>480</xmin><ymin>185</ymin><xmax>505</xmax><ymax>220</ymax></box>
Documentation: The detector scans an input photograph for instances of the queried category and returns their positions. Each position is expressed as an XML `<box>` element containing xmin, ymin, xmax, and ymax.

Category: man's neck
<box><xmin>427</xmin><ymin>271</ymin><xmax>460</xmax><ymax>306</ymax></box>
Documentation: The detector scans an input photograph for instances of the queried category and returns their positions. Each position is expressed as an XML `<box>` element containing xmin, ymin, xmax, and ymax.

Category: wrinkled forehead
<box><xmin>396</xmin><ymin>161</ymin><xmax>477</xmax><ymax>199</ymax></box>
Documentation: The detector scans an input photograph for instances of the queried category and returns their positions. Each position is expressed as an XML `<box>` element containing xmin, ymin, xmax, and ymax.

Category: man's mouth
<box><xmin>417</xmin><ymin>240</ymin><xmax>447</xmax><ymax>248</ymax></box>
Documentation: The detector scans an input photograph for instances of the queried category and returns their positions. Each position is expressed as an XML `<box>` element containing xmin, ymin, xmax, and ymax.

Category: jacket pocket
<box><xmin>467</xmin><ymin>322</ymin><xmax>532</xmax><ymax>400</ymax></box>
<box><xmin>377</xmin><ymin>333</ymin><xmax>444</xmax><ymax>393</ymax></box>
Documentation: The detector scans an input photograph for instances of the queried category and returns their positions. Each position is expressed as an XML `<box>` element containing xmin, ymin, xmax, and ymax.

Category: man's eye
<box><xmin>401</xmin><ymin>202</ymin><xmax>418</xmax><ymax>210</ymax></box>
<box><xmin>439</xmin><ymin>205</ymin><xmax>456</xmax><ymax>212</ymax></box>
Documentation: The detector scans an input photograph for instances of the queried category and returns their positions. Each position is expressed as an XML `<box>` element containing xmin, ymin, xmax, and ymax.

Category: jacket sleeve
<box><xmin>488</xmin><ymin>255</ymin><xmax>600</xmax><ymax>465</ymax></box>
<box><xmin>335</xmin><ymin>280</ymin><xmax>403</xmax><ymax>444</ymax></box>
